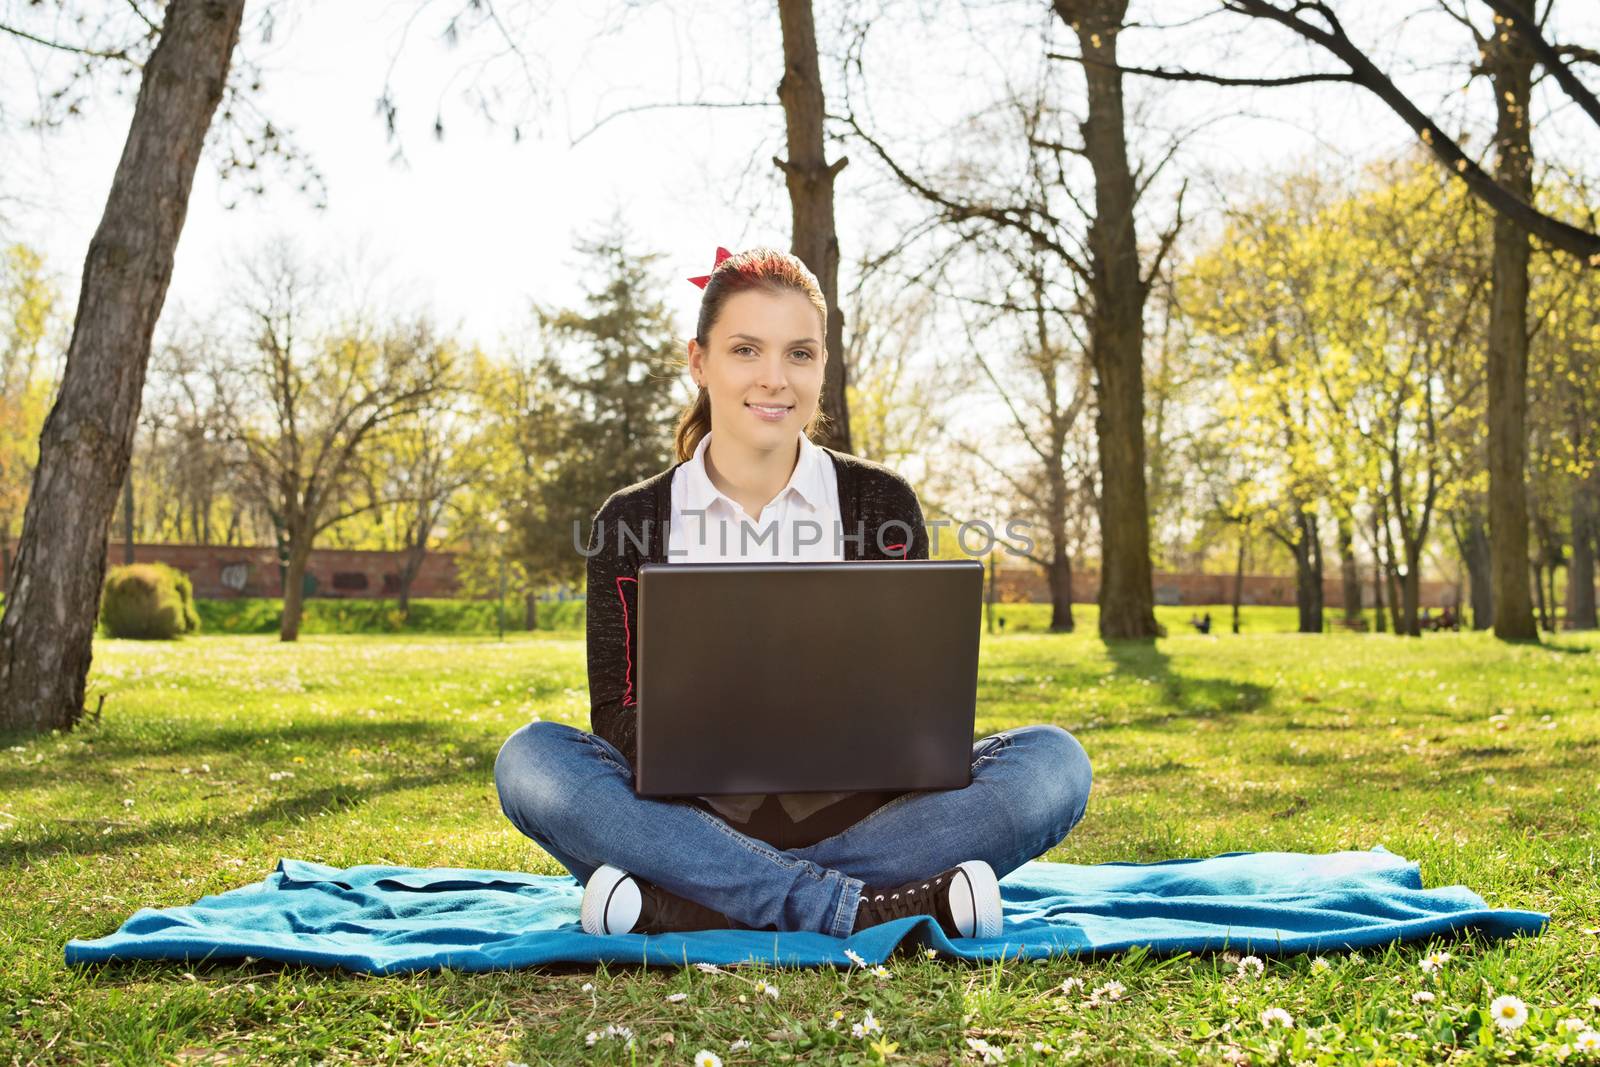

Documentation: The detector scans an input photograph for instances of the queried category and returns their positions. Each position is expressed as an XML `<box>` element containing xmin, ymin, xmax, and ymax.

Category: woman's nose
<box><xmin>757</xmin><ymin>352</ymin><xmax>787</xmax><ymax>389</ymax></box>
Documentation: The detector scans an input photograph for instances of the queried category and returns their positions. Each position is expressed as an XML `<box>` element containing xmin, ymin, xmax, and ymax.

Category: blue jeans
<box><xmin>494</xmin><ymin>720</ymin><xmax>1092</xmax><ymax>937</ymax></box>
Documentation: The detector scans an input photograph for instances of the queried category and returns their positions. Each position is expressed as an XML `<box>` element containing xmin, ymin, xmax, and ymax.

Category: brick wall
<box><xmin>2</xmin><ymin>542</ymin><xmax>464</xmax><ymax>599</ymax></box>
<box><xmin>2</xmin><ymin>541</ymin><xmax>1465</xmax><ymax>608</ymax></box>
<box><xmin>991</xmin><ymin>565</ymin><xmax>1462</xmax><ymax>609</ymax></box>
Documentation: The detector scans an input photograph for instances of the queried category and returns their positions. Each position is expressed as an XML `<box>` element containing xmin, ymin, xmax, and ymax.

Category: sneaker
<box><xmin>580</xmin><ymin>864</ymin><xmax>735</xmax><ymax>935</ymax></box>
<box><xmin>851</xmin><ymin>859</ymin><xmax>1003</xmax><ymax>939</ymax></box>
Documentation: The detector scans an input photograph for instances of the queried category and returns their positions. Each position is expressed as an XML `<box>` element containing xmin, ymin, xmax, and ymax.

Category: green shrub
<box><xmin>100</xmin><ymin>563</ymin><xmax>202</xmax><ymax>640</ymax></box>
<box><xmin>193</xmin><ymin>596</ymin><xmax>588</xmax><ymax>635</ymax></box>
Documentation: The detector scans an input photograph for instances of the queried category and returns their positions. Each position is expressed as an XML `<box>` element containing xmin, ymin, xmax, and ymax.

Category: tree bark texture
<box><xmin>0</xmin><ymin>0</ymin><xmax>244</xmax><ymax>733</ymax></box>
<box><xmin>1455</xmin><ymin>511</ymin><xmax>1493</xmax><ymax>630</ymax></box>
<box><xmin>1292</xmin><ymin>509</ymin><xmax>1324</xmax><ymax>633</ymax></box>
<box><xmin>1047</xmin><ymin>546</ymin><xmax>1076</xmax><ymax>632</ymax></box>
<box><xmin>1054</xmin><ymin>0</ymin><xmax>1160</xmax><ymax>640</ymax></box>
<box><xmin>1485</xmin><ymin>0</ymin><xmax>1539</xmax><ymax>640</ymax></box>
<box><xmin>1568</xmin><ymin>479</ymin><xmax>1598</xmax><ymax>630</ymax></box>
<box><xmin>1337</xmin><ymin>517</ymin><xmax>1362</xmax><ymax>622</ymax></box>
<box><xmin>775</xmin><ymin>0</ymin><xmax>851</xmax><ymax>454</ymax></box>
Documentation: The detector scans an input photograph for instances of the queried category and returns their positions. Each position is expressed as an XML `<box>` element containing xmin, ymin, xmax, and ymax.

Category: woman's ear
<box><xmin>686</xmin><ymin>338</ymin><xmax>702</xmax><ymax>387</ymax></box>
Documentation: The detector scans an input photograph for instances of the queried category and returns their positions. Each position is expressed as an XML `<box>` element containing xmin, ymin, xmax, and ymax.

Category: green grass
<box><xmin>2</xmin><ymin>628</ymin><xmax>1597</xmax><ymax>1064</ymax></box>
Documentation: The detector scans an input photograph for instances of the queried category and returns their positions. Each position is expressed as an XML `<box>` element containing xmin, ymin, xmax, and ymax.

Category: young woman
<box><xmin>494</xmin><ymin>247</ymin><xmax>1093</xmax><ymax>940</ymax></box>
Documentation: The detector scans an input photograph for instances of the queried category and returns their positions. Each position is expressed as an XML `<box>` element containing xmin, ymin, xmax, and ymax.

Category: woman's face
<box><xmin>688</xmin><ymin>288</ymin><xmax>826</xmax><ymax>451</ymax></box>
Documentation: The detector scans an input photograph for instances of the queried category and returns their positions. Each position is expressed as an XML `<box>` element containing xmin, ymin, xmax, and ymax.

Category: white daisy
<box><xmin>925</xmin><ymin>948</ymin><xmax>938</xmax><ymax>959</ymax></box>
<box><xmin>665</xmin><ymin>992</ymin><xmax>688</xmax><ymax>1003</ymax></box>
<box><xmin>729</xmin><ymin>1037</ymin><xmax>751</xmax><ymax>1051</ymax></box>
<box><xmin>1574</xmin><ymin>1031</ymin><xmax>1600</xmax><ymax>1052</ymax></box>
<box><xmin>1557</xmin><ymin>1018</ymin><xmax>1586</xmax><ymax>1034</ymax></box>
<box><xmin>1060</xmin><ymin>977</ymin><xmax>1085</xmax><ymax>994</ymax></box>
<box><xmin>755</xmin><ymin>979</ymin><xmax>779</xmax><ymax>999</ymax></box>
<box><xmin>851</xmin><ymin>1009</ymin><xmax>881</xmax><ymax>1037</ymax></box>
<box><xmin>1588</xmin><ymin>996</ymin><xmax>1600</xmax><ymax>1010</ymax></box>
<box><xmin>1419</xmin><ymin>951</ymin><xmax>1451</xmax><ymax>974</ymax></box>
<box><xmin>580</xmin><ymin>982</ymin><xmax>593</xmax><ymax>992</ymax></box>
<box><xmin>1412</xmin><ymin>991</ymin><xmax>1435</xmax><ymax>1004</ymax></box>
<box><xmin>1091</xmin><ymin>980</ymin><xmax>1125</xmax><ymax>1002</ymax></box>
<box><xmin>694</xmin><ymin>962</ymin><xmax>725</xmax><ymax>974</ymax></box>
<box><xmin>965</xmin><ymin>1037</ymin><xmax>1006</xmax><ymax>1063</ymax></box>
<box><xmin>1260</xmin><ymin>1007</ymin><xmax>1294</xmax><ymax>1029</ymax></box>
<box><xmin>871</xmin><ymin>965</ymin><xmax>892</xmax><ymax>979</ymax></box>
<box><xmin>826</xmin><ymin>1009</ymin><xmax>845</xmax><ymax>1030</ymax></box>
<box><xmin>1489</xmin><ymin>994</ymin><xmax>1528</xmax><ymax>1031</ymax></box>
<box><xmin>843</xmin><ymin>948</ymin><xmax>868</xmax><ymax>967</ymax></box>
<box><xmin>694</xmin><ymin>1052</ymin><xmax>722</xmax><ymax>1067</ymax></box>
<box><xmin>1237</xmin><ymin>955</ymin><xmax>1265</xmax><ymax>977</ymax></box>
<box><xmin>584</xmin><ymin>1031</ymin><xmax>599</xmax><ymax>1047</ymax></box>
<box><xmin>1311</xmin><ymin>956</ymin><xmax>1331</xmax><ymax>972</ymax></box>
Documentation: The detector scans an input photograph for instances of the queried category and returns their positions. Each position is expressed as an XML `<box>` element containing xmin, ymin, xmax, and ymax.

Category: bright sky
<box><xmin>4</xmin><ymin>1</ymin><xmax>1594</xmax><ymax>369</ymax></box>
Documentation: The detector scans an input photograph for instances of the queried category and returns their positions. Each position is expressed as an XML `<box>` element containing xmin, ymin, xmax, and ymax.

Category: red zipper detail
<box><xmin>617</xmin><ymin>575</ymin><xmax>638</xmax><ymax>707</ymax></box>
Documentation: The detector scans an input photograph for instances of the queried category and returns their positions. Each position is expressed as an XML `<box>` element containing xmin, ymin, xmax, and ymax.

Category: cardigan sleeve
<box><xmin>878</xmin><ymin>473</ymin><xmax>931</xmax><ymax>562</ymax></box>
<box><xmin>584</xmin><ymin>495</ymin><xmax>640</xmax><ymax>768</ymax></box>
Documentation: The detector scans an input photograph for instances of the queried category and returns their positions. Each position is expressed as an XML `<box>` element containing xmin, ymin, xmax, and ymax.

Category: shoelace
<box><xmin>860</xmin><ymin>873</ymin><xmax>949</xmax><ymax>925</ymax></box>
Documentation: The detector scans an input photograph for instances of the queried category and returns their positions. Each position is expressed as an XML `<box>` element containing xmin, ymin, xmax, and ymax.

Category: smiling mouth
<box><xmin>746</xmin><ymin>402</ymin><xmax>794</xmax><ymax>413</ymax></box>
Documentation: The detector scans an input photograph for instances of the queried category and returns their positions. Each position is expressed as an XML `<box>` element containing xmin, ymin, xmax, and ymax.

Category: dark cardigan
<box><xmin>582</xmin><ymin>445</ymin><xmax>932</xmax><ymax>845</ymax></box>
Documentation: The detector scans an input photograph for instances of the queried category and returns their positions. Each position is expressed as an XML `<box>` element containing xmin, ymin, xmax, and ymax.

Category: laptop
<box><xmin>632</xmin><ymin>559</ymin><xmax>985</xmax><ymax>797</ymax></box>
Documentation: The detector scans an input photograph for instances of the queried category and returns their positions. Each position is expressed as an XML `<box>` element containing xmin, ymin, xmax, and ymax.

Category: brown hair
<box><xmin>673</xmin><ymin>247</ymin><xmax>830</xmax><ymax>462</ymax></box>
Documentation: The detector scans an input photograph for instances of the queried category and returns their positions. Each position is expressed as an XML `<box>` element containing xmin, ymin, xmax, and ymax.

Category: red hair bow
<box><xmin>687</xmin><ymin>246</ymin><xmax>733</xmax><ymax>289</ymax></box>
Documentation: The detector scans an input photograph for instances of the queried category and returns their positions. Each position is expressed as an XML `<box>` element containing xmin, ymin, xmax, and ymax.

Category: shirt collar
<box><xmin>683</xmin><ymin>431</ymin><xmax>828</xmax><ymax>515</ymax></box>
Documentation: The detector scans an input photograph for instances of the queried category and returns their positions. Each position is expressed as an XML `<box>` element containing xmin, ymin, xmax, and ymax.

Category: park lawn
<box><xmin>0</xmin><ymin>627</ymin><xmax>1596</xmax><ymax>1065</ymax></box>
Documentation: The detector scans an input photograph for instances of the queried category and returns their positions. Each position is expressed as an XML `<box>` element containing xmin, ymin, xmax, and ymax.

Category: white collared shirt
<box><xmin>666</xmin><ymin>430</ymin><xmax>843</xmax><ymax>563</ymax></box>
<box><xmin>667</xmin><ymin>430</ymin><xmax>852</xmax><ymax>824</ymax></box>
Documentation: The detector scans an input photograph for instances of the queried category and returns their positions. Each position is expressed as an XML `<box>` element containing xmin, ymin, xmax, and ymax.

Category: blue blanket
<box><xmin>65</xmin><ymin>846</ymin><xmax>1545</xmax><ymax>974</ymax></box>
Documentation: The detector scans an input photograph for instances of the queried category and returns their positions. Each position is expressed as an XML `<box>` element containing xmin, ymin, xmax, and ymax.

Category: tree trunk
<box><xmin>1055</xmin><ymin>0</ymin><xmax>1160</xmax><ymax>640</ymax></box>
<box><xmin>774</xmin><ymin>0</ymin><xmax>851</xmax><ymax>454</ymax></box>
<box><xmin>1568</xmin><ymin>480</ymin><xmax>1598</xmax><ymax>630</ymax></box>
<box><xmin>1385</xmin><ymin>562</ymin><xmax>1404</xmax><ymax>637</ymax></box>
<box><xmin>396</xmin><ymin>544</ymin><xmax>426</xmax><ymax>620</ymax></box>
<box><xmin>280</xmin><ymin>538</ymin><xmax>313</xmax><ymax>643</ymax></box>
<box><xmin>1291</xmin><ymin>510</ymin><xmax>1324</xmax><ymax>634</ymax></box>
<box><xmin>1337</xmin><ymin>516</ymin><xmax>1362</xmax><ymax>623</ymax></box>
<box><xmin>524</xmin><ymin>590</ymin><xmax>538</xmax><ymax>631</ymax></box>
<box><xmin>0</xmin><ymin>0</ymin><xmax>244</xmax><ymax>734</ymax></box>
<box><xmin>1372</xmin><ymin>561</ymin><xmax>1387</xmax><ymax>633</ymax></box>
<box><xmin>1401</xmin><ymin>547</ymin><xmax>1424</xmax><ymax>639</ymax></box>
<box><xmin>1047</xmin><ymin>545</ymin><xmax>1075</xmax><ymax>633</ymax></box>
<box><xmin>1231</xmin><ymin>529</ymin><xmax>1246</xmax><ymax>634</ymax></box>
<box><xmin>1457</xmin><ymin>512</ymin><xmax>1493</xmax><ymax>630</ymax></box>
<box><xmin>1546</xmin><ymin>559</ymin><xmax>1559</xmax><ymax>631</ymax></box>
<box><xmin>1531</xmin><ymin>560</ymin><xmax>1548</xmax><ymax>631</ymax></box>
<box><xmin>1485</xmin><ymin>0</ymin><xmax>1539</xmax><ymax>641</ymax></box>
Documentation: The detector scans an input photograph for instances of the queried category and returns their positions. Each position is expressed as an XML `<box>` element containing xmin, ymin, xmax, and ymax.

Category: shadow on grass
<box><xmin>0</xmin><ymin>717</ymin><xmax>504</xmax><ymax>793</ymax></box>
<box><xmin>1096</xmin><ymin>638</ymin><xmax>1273</xmax><ymax>732</ymax></box>
<box><xmin>0</xmin><ymin>716</ymin><xmax>502</xmax><ymax>864</ymax></box>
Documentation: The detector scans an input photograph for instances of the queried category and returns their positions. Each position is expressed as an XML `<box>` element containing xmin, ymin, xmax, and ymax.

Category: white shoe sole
<box><xmin>581</xmin><ymin>864</ymin><xmax>640</xmax><ymax>935</ymax></box>
<box><xmin>951</xmin><ymin>859</ymin><xmax>1003</xmax><ymax>938</ymax></box>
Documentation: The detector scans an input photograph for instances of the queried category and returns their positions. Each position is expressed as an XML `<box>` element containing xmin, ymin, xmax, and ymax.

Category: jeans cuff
<box><xmin>828</xmin><ymin>874</ymin><xmax>864</xmax><ymax>938</ymax></box>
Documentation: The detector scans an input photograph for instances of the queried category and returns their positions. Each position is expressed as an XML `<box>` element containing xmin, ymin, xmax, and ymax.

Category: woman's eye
<box><xmin>791</xmin><ymin>350</ymin><xmax>815</xmax><ymax>361</ymax></box>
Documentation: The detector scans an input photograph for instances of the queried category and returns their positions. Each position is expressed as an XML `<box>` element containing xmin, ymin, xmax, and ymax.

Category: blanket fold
<box><xmin>64</xmin><ymin>846</ymin><xmax>1546</xmax><ymax>974</ymax></box>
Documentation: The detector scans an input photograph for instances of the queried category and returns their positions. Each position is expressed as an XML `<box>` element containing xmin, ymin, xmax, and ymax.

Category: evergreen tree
<box><xmin>511</xmin><ymin>220</ymin><xmax>683</xmax><ymax>587</ymax></box>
